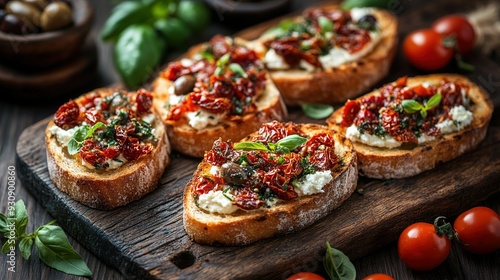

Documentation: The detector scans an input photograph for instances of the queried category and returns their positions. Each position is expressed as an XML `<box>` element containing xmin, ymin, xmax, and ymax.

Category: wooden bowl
<box><xmin>0</xmin><ymin>0</ymin><xmax>93</xmax><ymax>69</ymax></box>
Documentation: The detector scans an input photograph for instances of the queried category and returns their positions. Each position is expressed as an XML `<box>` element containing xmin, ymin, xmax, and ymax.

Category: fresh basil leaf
<box><xmin>35</xmin><ymin>225</ymin><xmax>92</xmax><ymax>277</ymax></box>
<box><xmin>154</xmin><ymin>17</ymin><xmax>190</xmax><ymax>49</ymax></box>
<box><xmin>67</xmin><ymin>125</ymin><xmax>90</xmax><ymax>155</ymax></box>
<box><xmin>1</xmin><ymin>239</ymin><xmax>13</xmax><ymax>254</ymax></box>
<box><xmin>318</xmin><ymin>16</ymin><xmax>333</xmax><ymax>33</ymax></box>
<box><xmin>19</xmin><ymin>236</ymin><xmax>34</xmax><ymax>260</ymax></box>
<box><xmin>276</xmin><ymin>135</ymin><xmax>307</xmax><ymax>151</ymax></box>
<box><xmin>0</xmin><ymin>213</ymin><xmax>8</xmax><ymax>234</ymax></box>
<box><xmin>234</xmin><ymin>142</ymin><xmax>269</xmax><ymax>151</ymax></box>
<box><xmin>114</xmin><ymin>24</ymin><xmax>164</xmax><ymax>88</ymax></box>
<box><xmin>15</xmin><ymin>200</ymin><xmax>28</xmax><ymax>239</ymax></box>
<box><xmin>341</xmin><ymin>0</ymin><xmax>390</xmax><ymax>10</ymax></box>
<box><xmin>176</xmin><ymin>0</ymin><xmax>211</xmax><ymax>33</ymax></box>
<box><xmin>425</xmin><ymin>93</ymin><xmax>442</xmax><ymax>111</ymax></box>
<box><xmin>420</xmin><ymin>109</ymin><xmax>428</xmax><ymax>119</ymax></box>
<box><xmin>229</xmin><ymin>63</ymin><xmax>248</xmax><ymax>78</ymax></box>
<box><xmin>198</xmin><ymin>49</ymin><xmax>216</xmax><ymax>62</ymax></box>
<box><xmin>100</xmin><ymin>1</ymin><xmax>151</xmax><ymax>42</ymax></box>
<box><xmin>323</xmin><ymin>242</ymin><xmax>356</xmax><ymax>280</ymax></box>
<box><xmin>401</xmin><ymin>99</ymin><xmax>423</xmax><ymax>114</ymax></box>
<box><xmin>301</xmin><ymin>103</ymin><xmax>334</xmax><ymax>119</ymax></box>
<box><xmin>217</xmin><ymin>53</ymin><xmax>231</xmax><ymax>67</ymax></box>
<box><xmin>85</xmin><ymin>122</ymin><xmax>106</xmax><ymax>139</ymax></box>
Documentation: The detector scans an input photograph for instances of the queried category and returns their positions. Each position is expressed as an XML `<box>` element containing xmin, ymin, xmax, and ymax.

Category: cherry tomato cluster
<box><xmin>403</xmin><ymin>15</ymin><xmax>476</xmax><ymax>71</ymax></box>
<box><xmin>398</xmin><ymin>206</ymin><xmax>500</xmax><ymax>271</ymax></box>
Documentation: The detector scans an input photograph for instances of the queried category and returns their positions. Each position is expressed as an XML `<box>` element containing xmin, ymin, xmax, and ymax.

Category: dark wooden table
<box><xmin>1</xmin><ymin>0</ymin><xmax>500</xmax><ymax>279</ymax></box>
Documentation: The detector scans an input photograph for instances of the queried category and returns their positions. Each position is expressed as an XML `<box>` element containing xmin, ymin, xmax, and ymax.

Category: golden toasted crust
<box><xmin>45</xmin><ymin>89</ymin><xmax>171</xmax><ymax>210</ymax></box>
<box><xmin>252</xmin><ymin>5</ymin><xmax>398</xmax><ymax>106</ymax></box>
<box><xmin>183</xmin><ymin>123</ymin><xmax>358</xmax><ymax>246</ymax></box>
<box><xmin>327</xmin><ymin>74</ymin><xmax>494</xmax><ymax>179</ymax></box>
<box><xmin>152</xmin><ymin>39</ymin><xmax>288</xmax><ymax>158</ymax></box>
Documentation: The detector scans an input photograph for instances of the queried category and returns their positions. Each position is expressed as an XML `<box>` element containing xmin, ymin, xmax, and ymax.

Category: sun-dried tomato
<box><xmin>136</xmin><ymin>89</ymin><xmax>153</xmax><ymax>113</ymax></box>
<box><xmin>233</xmin><ymin>187</ymin><xmax>264</xmax><ymax>210</ymax></box>
<box><xmin>189</xmin><ymin>92</ymin><xmax>232</xmax><ymax>114</ymax></box>
<box><xmin>84</xmin><ymin>109</ymin><xmax>105</xmax><ymax>126</ymax></box>
<box><xmin>336</xmin><ymin>26</ymin><xmax>371</xmax><ymax>53</ymax></box>
<box><xmin>341</xmin><ymin>100</ymin><xmax>361</xmax><ymax>127</ymax></box>
<box><xmin>211</xmin><ymin>76</ymin><xmax>235</xmax><ymax>98</ymax></box>
<box><xmin>277</xmin><ymin>153</ymin><xmax>303</xmax><ymax>178</ymax></box>
<box><xmin>252</xmin><ymin>121</ymin><xmax>301</xmax><ymax>144</ymax></box>
<box><xmin>79</xmin><ymin>139</ymin><xmax>106</xmax><ymax>167</ymax></box>
<box><xmin>231</xmin><ymin>46</ymin><xmax>261</xmax><ymax>69</ymax></box>
<box><xmin>305</xmin><ymin>133</ymin><xmax>338</xmax><ymax>171</ymax></box>
<box><xmin>103</xmin><ymin>146</ymin><xmax>120</xmax><ymax>160</ymax></box>
<box><xmin>360</xmin><ymin>94</ymin><xmax>385</xmax><ymax>111</ymax></box>
<box><xmin>395</xmin><ymin>76</ymin><xmax>408</xmax><ymax>87</ymax></box>
<box><xmin>263</xmin><ymin>169</ymin><xmax>298</xmax><ymax>200</ymax></box>
<box><xmin>122</xmin><ymin>138</ymin><xmax>152</xmax><ymax>161</ymax></box>
<box><xmin>381</xmin><ymin>108</ymin><xmax>418</xmax><ymax>143</ymax></box>
<box><xmin>54</xmin><ymin>100</ymin><xmax>80</xmax><ymax>129</ymax></box>
<box><xmin>79</xmin><ymin>93</ymin><xmax>100</xmax><ymax>110</ymax></box>
<box><xmin>205</xmin><ymin>139</ymin><xmax>236</xmax><ymax>166</ymax></box>
<box><xmin>210</xmin><ymin>35</ymin><xmax>232</xmax><ymax>58</ymax></box>
<box><xmin>195</xmin><ymin>177</ymin><xmax>217</xmax><ymax>195</ymax></box>
<box><xmin>439</xmin><ymin>81</ymin><xmax>464</xmax><ymax>107</ymax></box>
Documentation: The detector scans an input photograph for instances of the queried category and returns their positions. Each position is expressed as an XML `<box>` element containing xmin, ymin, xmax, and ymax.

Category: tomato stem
<box><xmin>433</xmin><ymin>216</ymin><xmax>469</xmax><ymax>246</ymax></box>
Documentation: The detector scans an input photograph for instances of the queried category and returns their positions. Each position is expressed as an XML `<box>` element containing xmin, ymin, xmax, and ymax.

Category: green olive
<box><xmin>6</xmin><ymin>1</ymin><xmax>41</xmax><ymax>27</ymax></box>
<box><xmin>40</xmin><ymin>2</ymin><xmax>72</xmax><ymax>31</ymax></box>
<box><xmin>22</xmin><ymin>0</ymin><xmax>47</xmax><ymax>11</ymax></box>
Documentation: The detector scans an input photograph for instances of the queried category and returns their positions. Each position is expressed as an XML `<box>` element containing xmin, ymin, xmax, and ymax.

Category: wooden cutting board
<box><xmin>16</xmin><ymin>2</ymin><xmax>500</xmax><ymax>280</ymax></box>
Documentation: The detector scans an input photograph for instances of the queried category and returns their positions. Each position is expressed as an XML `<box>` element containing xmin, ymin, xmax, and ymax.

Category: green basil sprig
<box><xmin>0</xmin><ymin>200</ymin><xmax>91</xmax><ymax>277</ymax></box>
<box><xmin>67</xmin><ymin>122</ymin><xmax>106</xmax><ymax>155</ymax></box>
<box><xmin>301</xmin><ymin>103</ymin><xmax>334</xmax><ymax>119</ymax></box>
<box><xmin>101</xmin><ymin>0</ymin><xmax>211</xmax><ymax>88</ymax></box>
<box><xmin>323</xmin><ymin>242</ymin><xmax>356</xmax><ymax>280</ymax></box>
<box><xmin>401</xmin><ymin>93</ymin><xmax>442</xmax><ymax>118</ymax></box>
<box><xmin>234</xmin><ymin>134</ymin><xmax>307</xmax><ymax>153</ymax></box>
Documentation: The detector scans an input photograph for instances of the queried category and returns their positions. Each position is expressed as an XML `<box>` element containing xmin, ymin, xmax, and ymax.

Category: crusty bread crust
<box><xmin>252</xmin><ymin>4</ymin><xmax>398</xmax><ymax>106</ymax></box>
<box><xmin>183</xmin><ymin>123</ymin><xmax>358</xmax><ymax>246</ymax></box>
<box><xmin>152</xmin><ymin>39</ymin><xmax>288</xmax><ymax>158</ymax></box>
<box><xmin>45</xmin><ymin>89</ymin><xmax>171</xmax><ymax>210</ymax></box>
<box><xmin>327</xmin><ymin>74</ymin><xmax>494</xmax><ymax>179</ymax></box>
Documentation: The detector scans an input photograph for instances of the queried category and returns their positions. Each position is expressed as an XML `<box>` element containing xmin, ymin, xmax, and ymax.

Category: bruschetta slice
<box><xmin>251</xmin><ymin>5</ymin><xmax>398</xmax><ymax>105</ymax></box>
<box><xmin>45</xmin><ymin>88</ymin><xmax>171</xmax><ymax>209</ymax></box>
<box><xmin>152</xmin><ymin>35</ymin><xmax>288</xmax><ymax>158</ymax></box>
<box><xmin>327</xmin><ymin>74</ymin><xmax>493</xmax><ymax>179</ymax></box>
<box><xmin>183</xmin><ymin>121</ymin><xmax>357</xmax><ymax>245</ymax></box>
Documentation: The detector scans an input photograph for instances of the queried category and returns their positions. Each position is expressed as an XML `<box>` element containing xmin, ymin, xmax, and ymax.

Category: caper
<box><xmin>173</xmin><ymin>75</ymin><xmax>196</xmax><ymax>96</ymax></box>
<box><xmin>0</xmin><ymin>13</ymin><xmax>37</xmax><ymax>34</ymax></box>
<box><xmin>6</xmin><ymin>1</ymin><xmax>41</xmax><ymax>27</ymax></box>
<box><xmin>40</xmin><ymin>1</ymin><xmax>71</xmax><ymax>31</ymax></box>
<box><xmin>221</xmin><ymin>162</ymin><xmax>248</xmax><ymax>185</ymax></box>
<box><xmin>358</xmin><ymin>15</ymin><xmax>378</xmax><ymax>31</ymax></box>
<box><xmin>22</xmin><ymin>0</ymin><xmax>47</xmax><ymax>11</ymax></box>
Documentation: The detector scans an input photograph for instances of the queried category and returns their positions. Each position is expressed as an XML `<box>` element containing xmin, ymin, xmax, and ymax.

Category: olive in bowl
<box><xmin>0</xmin><ymin>0</ymin><xmax>92</xmax><ymax>69</ymax></box>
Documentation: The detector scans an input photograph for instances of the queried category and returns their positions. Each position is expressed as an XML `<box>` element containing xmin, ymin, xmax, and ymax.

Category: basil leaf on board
<box><xmin>401</xmin><ymin>99</ymin><xmax>423</xmax><ymax>114</ymax></box>
<box><xmin>154</xmin><ymin>17</ymin><xmax>191</xmax><ymax>49</ymax></box>
<box><xmin>425</xmin><ymin>93</ymin><xmax>442</xmax><ymax>111</ymax></box>
<box><xmin>1</xmin><ymin>240</ymin><xmax>12</xmax><ymax>254</ymax></box>
<box><xmin>341</xmin><ymin>0</ymin><xmax>390</xmax><ymax>10</ymax></box>
<box><xmin>234</xmin><ymin>142</ymin><xmax>269</xmax><ymax>151</ymax></box>
<box><xmin>100</xmin><ymin>1</ymin><xmax>151</xmax><ymax>42</ymax></box>
<box><xmin>176</xmin><ymin>0</ymin><xmax>211</xmax><ymax>33</ymax></box>
<box><xmin>14</xmin><ymin>200</ymin><xmax>28</xmax><ymax>239</ymax></box>
<box><xmin>0</xmin><ymin>213</ymin><xmax>8</xmax><ymax>234</ymax></box>
<box><xmin>323</xmin><ymin>242</ymin><xmax>356</xmax><ymax>280</ymax></box>
<box><xmin>114</xmin><ymin>24</ymin><xmax>164</xmax><ymax>88</ymax></box>
<box><xmin>19</xmin><ymin>236</ymin><xmax>34</xmax><ymax>260</ymax></box>
<box><xmin>276</xmin><ymin>135</ymin><xmax>307</xmax><ymax>151</ymax></box>
<box><xmin>35</xmin><ymin>225</ymin><xmax>92</xmax><ymax>277</ymax></box>
<box><xmin>301</xmin><ymin>103</ymin><xmax>334</xmax><ymax>119</ymax></box>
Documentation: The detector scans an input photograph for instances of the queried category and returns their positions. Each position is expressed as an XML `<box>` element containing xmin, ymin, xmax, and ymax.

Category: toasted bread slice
<box><xmin>327</xmin><ymin>74</ymin><xmax>493</xmax><ymax>179</ymax></box>
<box><xmin>45</xmin><ymin>88</ymin><xmax>171</xmax><ymax>209</ymax></box>
<box><xmin>152</xmin><ymin>36</ymin><xmax>288</xmax><ymax>158</ymax></box>
<box><xmin>183</xmin><ymin>121</ymin><xmax>358</xmax><ymax>246</ymax></box>
<box><xmin>250</xmin><ymin>4</ymin><xmax>398</xmax><ymax>106</ymax></box>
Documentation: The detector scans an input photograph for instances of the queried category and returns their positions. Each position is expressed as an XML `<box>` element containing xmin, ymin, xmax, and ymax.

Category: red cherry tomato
<box><xmin>453</xmin><ymin>206</ymin><xmax>500</xmax><ymax>254</ymax></box>
<box><xmin>286</xmin><ymin>272</ymin><xmax>325</xmax><ymax>280</ymax></box>
<box><xmin>362</xmin><ymin>273</ymin><xmax>394</xmax><ymax>280</ymax></box>
<box><xmin>403</xmin><ymin>29</ymin><xmax>454</xmax><ymax>71</ymax></box>
<box><xmin>398</xmin><ymin>222</ymin><xmax>451</xmax><ymax>271</ymax></box>
<box><xmin>432</xmin><ymin>15</ymin><xmax>476</xmax><ymax>55</ymax></box>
